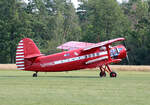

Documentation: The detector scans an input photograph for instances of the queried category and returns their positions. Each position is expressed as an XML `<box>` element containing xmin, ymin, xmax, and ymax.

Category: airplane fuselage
<box><xmin>16</xmin><ymin>38</ymin><xmax>127</xmax><ymax>77</ymax></box>
<box><xmin>25</xmin><ymin>48</ymin><xmax>108</xmax><ymax>72</ymax></box>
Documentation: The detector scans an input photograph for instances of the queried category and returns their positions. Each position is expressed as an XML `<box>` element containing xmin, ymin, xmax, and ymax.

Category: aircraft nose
<box><xmin>118</xmin><ymin>45</ymin><xmax>127</xmax><ymax>59</ymax></box>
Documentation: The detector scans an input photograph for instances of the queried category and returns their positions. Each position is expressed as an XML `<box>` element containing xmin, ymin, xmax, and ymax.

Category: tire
<box><xmin>33</xmin><ymin>73</ymin><xmax>37</xmax><ymax>77</ymax></box>
<box><xmin>110</xmin><ymin>72</ymin><xmax>117</xmax><ymax>77</ymax></box>
<box><xmin>99</xmin><ymin>71</ymin><xmax>106</xmax><ymax>77</ymax></box>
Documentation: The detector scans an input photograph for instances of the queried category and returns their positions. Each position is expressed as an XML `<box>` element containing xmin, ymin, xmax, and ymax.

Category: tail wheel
<box><xmin>110</xmin><ymin>72</ymin><xmax>117</xmax><ymax>77</ymax></box>
<box><xmin>99</xmin><ymin>71</ymin><xmax>106</xmax><ymax>77</ymax></box>
<box><xmin>33</xmin><ymin>72</ymin><xmax>38</xmax><ymax>77</ymax></box>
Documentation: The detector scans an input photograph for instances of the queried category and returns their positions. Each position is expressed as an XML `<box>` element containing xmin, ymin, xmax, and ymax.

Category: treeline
<box><xmin>0</xmin><ymin>0</ymin><xmax>150</xmax><ymax>65</ymax></box>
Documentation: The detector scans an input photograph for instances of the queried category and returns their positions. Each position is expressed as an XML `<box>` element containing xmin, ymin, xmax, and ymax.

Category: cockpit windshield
<box><xmin>110</xmin><ymin>48</ymin><xmax>123</xmax><ymax>58</ymax></box>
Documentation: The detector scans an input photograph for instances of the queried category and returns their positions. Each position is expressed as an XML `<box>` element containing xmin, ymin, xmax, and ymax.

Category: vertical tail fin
<box><xmin>16</xmin><ymin>38</ymin><xmax>43</xmax><ymax>70</ymax></box>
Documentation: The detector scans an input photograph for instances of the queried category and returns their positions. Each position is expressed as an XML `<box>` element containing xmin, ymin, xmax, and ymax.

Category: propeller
<box><xmin>123</xmin><ymin>41</ymin><xmax>130</xmax><ymax>64</ymax></box>
<box><xmin>126</xmin><ymin>54</ymin><xmax>130</xmax><ymax>64</ymax></box>
<box><xmin>123</xmin><ymin>40</ymin><xmax>138</xmax><ymax>65</ymax></box>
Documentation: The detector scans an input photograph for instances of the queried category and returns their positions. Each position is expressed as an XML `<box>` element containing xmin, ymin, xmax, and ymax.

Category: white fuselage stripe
<box><xmin>17</xmin><ymin>46</ymin><xmax>23</xmax><ymax>48</ymax></box>
<box><xmin>16</xmin><ymin>52</ymin><xmax>24</xmax><ymax>54</ymax></box>
<box><xmin>16</xmin><ymin>56</ymin><xmax>24</xmax><ymax>58</ymax></box>
<box><xmin>17</xmin><ymin>49</ymin><xmax>24</xmax><ymax>51</ymax></box>
<box><xmin>16</xmin><ymin>62</ymin><xmax>24</xmax><ymax>64</ymax></box>
<box><xmin>17</xmin><ymin>68</ymin><xmax>24</xmax><ymax>70</ymax></box>
<box><xmin>16</xmin><ymin>41</ymin><xmax>24</xmax><ymax>70</ymax></box>
<box><xmin>16</xmin><ymin>65</ymin><xmax>24</xmax><ymax>67</ymax></box>
<box><xmin>19</xmin><ymin>43</ymin><xmax>23</xmax><ymax>45</ymax></box>
<box><xmin>16</xmin><ymin>58</ymin><xmax>24</xmax><ymax>61</ymax></box>
<box><xmin>42</xmin><ymin>51</ymin><xmax>108</xmax><ymax>67</ymax></box>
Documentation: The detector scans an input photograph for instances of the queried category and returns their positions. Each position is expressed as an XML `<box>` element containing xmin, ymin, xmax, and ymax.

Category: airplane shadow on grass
<box><xmin>0</xmin><ymin>75</ymin><xmax>99</xmax><ymax>78</ymax></box>
<box><xmin>40</xmin><ymin>75</ymin><xmax>99</xmax><ymax>78</ymax></box>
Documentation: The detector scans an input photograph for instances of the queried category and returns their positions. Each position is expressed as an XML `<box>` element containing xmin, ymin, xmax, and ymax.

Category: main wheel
<box><xmin>110</xmin><ymin>72</ymin><xmax>117</xmax><ymax>77</ymax></box>
<box><xmin>33</xmin><ymin>73</ymin><xmax>37</xmax><ymax>77</ymax></box>
<box><xmin>99</xmin><ymin>71</ymin><xmax>106</xmax><ymax>77</ymax></box>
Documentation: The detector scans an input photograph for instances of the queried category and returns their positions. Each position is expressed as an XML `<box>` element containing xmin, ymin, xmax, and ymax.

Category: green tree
<box><xmin>121</xmin><ymin>0</ymin><xmax>150</xmax><ymax>64</ymax></box>
<box><xmin>79</xmin><ymin>0</ymin><xmax>129</xmax><ymax>42</ymax></box>
<box><xmin>0</xmin><ymin>0</ymin><xmax>33</xmax><ymax>63</ymax></box>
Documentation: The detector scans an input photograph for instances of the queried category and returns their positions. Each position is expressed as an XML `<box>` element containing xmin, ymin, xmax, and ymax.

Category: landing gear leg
<box><xmin>106</xmin><ymin>64</ymin><xmax>117</xmax><ymax>77</ymax></box>
<box><xmin>99</xmin><ymin>64</ymin><xmax>117</xmax><ymax>78</ymax></box>
<box><xmin>33</xmin><ymin>72</ymin><xmax>38</xmax><ymax>77</ymax></box>
<box><xmin>99</xmin><ymin>66</ymin><xmax>106</xmax><ymax>77</ymax></box>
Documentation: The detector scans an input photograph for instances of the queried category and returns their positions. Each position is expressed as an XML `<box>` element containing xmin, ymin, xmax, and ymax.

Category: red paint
<box><xmin>16</xmin><ymin>38</ymin><xmax>127</xmax><ymax>75</ymax></box>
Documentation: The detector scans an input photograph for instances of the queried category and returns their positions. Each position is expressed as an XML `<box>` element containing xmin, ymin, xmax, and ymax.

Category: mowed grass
<box><xmin>0</xmin><ymin>69</ymin><xmax>150</xmax><ymax>105</ymax></box>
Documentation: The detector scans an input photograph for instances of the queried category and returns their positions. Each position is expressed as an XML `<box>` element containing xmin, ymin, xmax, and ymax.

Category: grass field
<box><xmin>0</xmin><ymin>69</ymin><xmax>150</xmax><ymax>105</ymax></box>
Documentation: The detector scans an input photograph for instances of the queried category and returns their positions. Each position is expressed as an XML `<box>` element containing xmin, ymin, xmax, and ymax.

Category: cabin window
<box><xmin>86</xmin><ymin>55</ymin><xmax>90</xmax><ymax>58</ymax></box>
<box><xmin>94</xmin><ymin>53</ymin><xmax>97</xmax><ymax>57</ymax></box>
<box><xmin>79</xmin><ymin>56</ymin><xmax>85</xmax><ymax>60</ymax></box>
<box><xmin>90</xmin><ymin>54</ymin><xmax>94</xmax><ymax>57</ymax></box>
<box><xmin>88</xmin><ymin>54</ymin><xmax>91</xmax><ymax>58</ymax></box>
<box><xmin>96</xmin><ymin>53</ymin><xmax>100</xmax><ymax>56</ymax></box>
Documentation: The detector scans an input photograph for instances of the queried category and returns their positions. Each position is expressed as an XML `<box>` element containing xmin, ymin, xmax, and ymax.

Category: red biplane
<box><xmin>16</xmin><ymin>38</ymin><xmax>127</xmax><ymax>77</ymax></box>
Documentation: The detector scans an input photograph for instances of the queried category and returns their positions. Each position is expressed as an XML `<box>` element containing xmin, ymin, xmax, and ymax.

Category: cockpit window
<box><xmin>110</xmin><ymin>48</ymin><xmax>119</xmax><ymax>58</ymax></box>
<box><xmin>110</xmin><ymin>48</ymin><xmax>123</xmax><ymax>58</ymax></box>
<box><xmin>118</xmin><ymin>48</ymin><xmax>123</xmax><ymax>52</ymax></box>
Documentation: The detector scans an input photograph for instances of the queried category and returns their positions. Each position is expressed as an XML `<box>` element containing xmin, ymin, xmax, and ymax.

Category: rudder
<box><xmin>16</xmin><ymin>38</ymin><xmax>43</xmax><ymax>70</ymax></box>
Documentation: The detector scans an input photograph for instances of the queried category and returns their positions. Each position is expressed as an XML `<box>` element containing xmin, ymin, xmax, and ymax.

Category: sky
<box><xmin>71</xmin><ymin>0</ymin><xmax>128</xmax><ymax>8</ymax></box>
<box><xmin>23</xmin><ymin>0</ymin><xmax>128</xmax><ymax>9</ymax></box>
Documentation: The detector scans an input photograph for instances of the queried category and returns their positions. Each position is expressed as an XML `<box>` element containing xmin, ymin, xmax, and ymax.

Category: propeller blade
<box><xmin>123</xmin><ymin>40</ymin><xmax>130</xmax><ymax>64</ymax></box>
<box><xmin>123</xmin><ymin>40</ymin><xmax>137</xmax><ymax>65</ymax></box>
<box><xmin>126</xmin><ymin>54</ymin><xmax>130</xmax><ymax>64</ymax></box>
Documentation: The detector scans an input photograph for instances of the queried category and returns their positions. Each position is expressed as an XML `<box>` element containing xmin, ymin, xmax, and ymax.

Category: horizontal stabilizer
<box><xmin>24</xmin><ymin>54</ymin><xmax>44</xmax><ymax>59</ymax></box>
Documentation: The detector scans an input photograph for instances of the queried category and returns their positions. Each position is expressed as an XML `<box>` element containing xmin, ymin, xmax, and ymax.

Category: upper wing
<box><xmin>57</xmin><ymin>38</ymin><xmax>125</xmax><ymax>51</ymax></box>
<box><xmin>83</xmin><ymin>38</ymin><xmax>125</xmax><ymax>51</ymax></box>
<box><xmin>57</xmin><ymin>41</ymin><xmax>94</xmax><ymax>50</ymax></box>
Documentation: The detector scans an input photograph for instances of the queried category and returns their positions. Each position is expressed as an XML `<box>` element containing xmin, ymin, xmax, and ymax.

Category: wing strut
<box><xmin>106</xmin><ymin>45</ymin><xmax>111</xmax><ymax>61</ymax></box>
